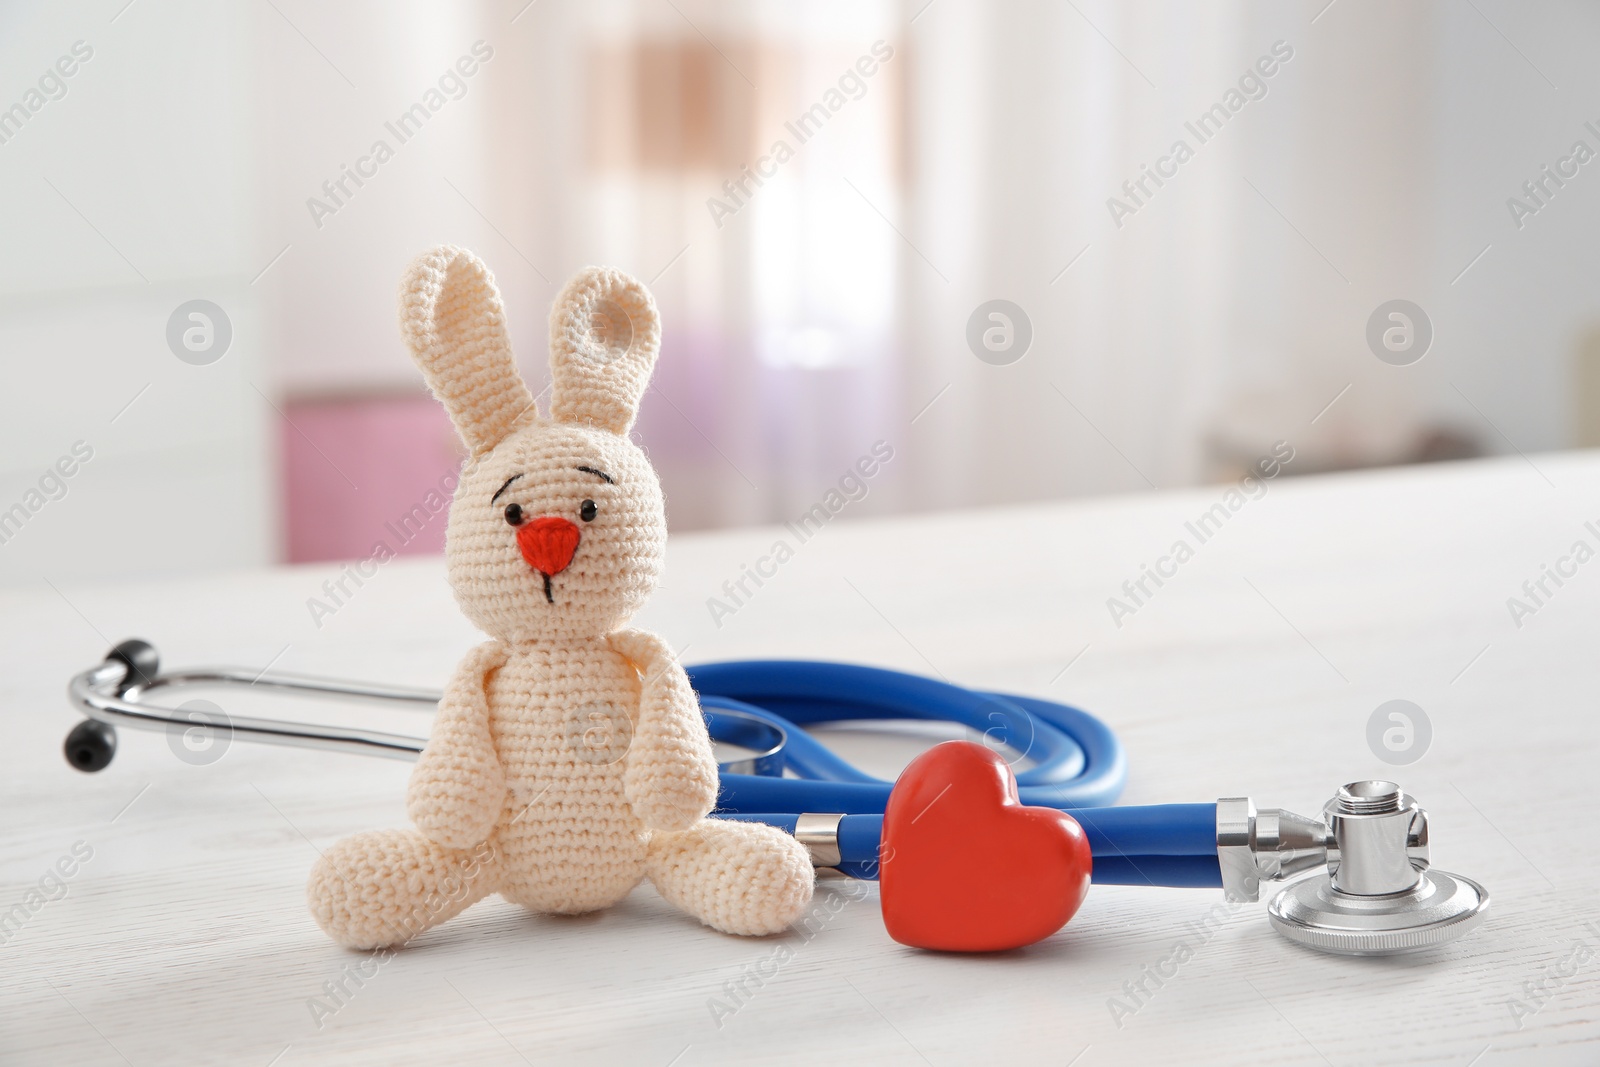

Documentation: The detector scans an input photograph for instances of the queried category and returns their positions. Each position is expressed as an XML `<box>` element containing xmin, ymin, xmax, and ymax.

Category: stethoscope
<box><xmin>64</xmin><ymin>638</ymin><xmax>1490</xmax><ymax>957</ymax></box>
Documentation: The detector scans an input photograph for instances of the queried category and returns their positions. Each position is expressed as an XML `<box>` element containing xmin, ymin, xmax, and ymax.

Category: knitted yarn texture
<box><xmin>307</xmin><ymin>246</ymin><xmax>814</xmax><ymax>949</ymax></box>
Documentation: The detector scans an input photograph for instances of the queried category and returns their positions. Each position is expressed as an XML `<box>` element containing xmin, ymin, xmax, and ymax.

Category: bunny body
<box><xmin>484</xmin><ymin>637</ymin><xmax>650</xmax><ymax>911</ymax></box>
<box><xmin>307</xmin><ymin>249</ymin><xmax>814</xmax><ymax>949</ymax></box>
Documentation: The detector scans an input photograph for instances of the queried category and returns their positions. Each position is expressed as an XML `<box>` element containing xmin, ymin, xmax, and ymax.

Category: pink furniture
<box><xmin>281</xmin><ymin>393</ymin><xmax>462</xmax><ymax>563</ymax></box>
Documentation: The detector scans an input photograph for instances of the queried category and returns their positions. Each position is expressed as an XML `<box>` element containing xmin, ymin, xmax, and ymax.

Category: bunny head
<box><xmin>399</xmin><ymin>246</ymin><xmax>666</xmax><ymax>644</ymax></box>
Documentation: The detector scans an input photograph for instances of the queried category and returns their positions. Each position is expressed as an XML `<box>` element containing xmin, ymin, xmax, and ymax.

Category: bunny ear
<box><xmin>399</xmin><ymin>246</ymin><xmax>535</xmax><ymax>455</ymax></box>
<box><xmin>547</xmin><ymin>267</ymin><xmax>660</xmax><ymax>435</ymax></box>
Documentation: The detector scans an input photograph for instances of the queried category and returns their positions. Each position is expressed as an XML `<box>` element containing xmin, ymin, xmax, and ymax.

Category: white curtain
<box><xmin>494</xmin><ymin>0</ymin><xmax>1441</xmax><ymax>533</ymax></box>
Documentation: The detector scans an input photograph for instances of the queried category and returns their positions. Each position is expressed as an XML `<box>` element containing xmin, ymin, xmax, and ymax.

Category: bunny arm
<box><xmin>608</xmin><ymin>629</ymin><xmax>718</xmax><ymax>832</ymax></box>
<box><xmin>406</xmin><ymin>641</ymin><xmax>509</xmax><ymax>849</ymax></box>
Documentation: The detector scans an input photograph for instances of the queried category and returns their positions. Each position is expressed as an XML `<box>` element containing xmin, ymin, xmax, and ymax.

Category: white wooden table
<box><xmin>4</xmin><ymin>454</ymin><xmax>1598</xmax><ymax>1066</ymax></box>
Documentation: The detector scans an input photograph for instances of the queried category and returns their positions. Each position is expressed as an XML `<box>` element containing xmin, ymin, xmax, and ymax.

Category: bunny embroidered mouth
<box><xmin>515</xmin><ymin>516</ymin><xmax>581</xmax><ymax>603</ymax></box>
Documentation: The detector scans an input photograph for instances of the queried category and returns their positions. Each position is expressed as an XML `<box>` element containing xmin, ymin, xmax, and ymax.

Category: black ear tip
<box><xmin>107</xmin><ymin>639</ymin><xmax>159</xmax><ymax>693</ymax></box>
<box><xmin>65</xmin><ymin>719</ymin><xmax>116</xmax><ymax>773</ymax></box>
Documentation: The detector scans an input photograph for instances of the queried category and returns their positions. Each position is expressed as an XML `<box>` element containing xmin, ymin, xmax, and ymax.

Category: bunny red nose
<box><xmin>516</xmin><ymin>516</ymin><xmax>580</xmax><ymax>575</ymax></box>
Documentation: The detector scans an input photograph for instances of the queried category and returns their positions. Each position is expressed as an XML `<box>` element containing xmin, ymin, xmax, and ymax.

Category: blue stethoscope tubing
<box><xmin>689</xmin><ymin>661</ymin><xmax>1222</xmax><ymax>887</ymax></box>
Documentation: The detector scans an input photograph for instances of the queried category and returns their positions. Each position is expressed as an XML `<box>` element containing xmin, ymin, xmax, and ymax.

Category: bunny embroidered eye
<box><xmin>504</xmin><ymin>503</ymin><xmax>524</xmax><ymax>526</ymax></box>
<box><xmin>580</xmin><ymin>499</ymin><xmax>597</xmax><ymax>522</ymax></box>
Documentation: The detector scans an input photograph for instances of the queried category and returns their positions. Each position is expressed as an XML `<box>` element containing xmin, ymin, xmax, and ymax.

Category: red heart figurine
<box><xmin>880</xmin><ymin>740</ymin><xmax>1092</xmax><ymax>951</ymax></box>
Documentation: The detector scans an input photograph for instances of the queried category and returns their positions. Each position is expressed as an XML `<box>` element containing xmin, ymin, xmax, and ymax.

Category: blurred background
<box><xmin>1</xmin><ymin>0</ymin><xmax>1595</xmax><ymax>584</ymax></box>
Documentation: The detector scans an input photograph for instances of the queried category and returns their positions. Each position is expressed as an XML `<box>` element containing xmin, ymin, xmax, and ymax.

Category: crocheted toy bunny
<box><xmin>307</xmin><ymin>246</ymin><xmax>814</xmax><ymax>949</ymax></box>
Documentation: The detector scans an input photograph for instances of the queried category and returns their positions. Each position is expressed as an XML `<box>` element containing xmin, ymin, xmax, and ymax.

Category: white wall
<box><xmin>1427</xmin><ymin>0</ymin><xmax>1600</xmax><ymax>450</ymax></box>
<box><xmin>0</xmin><ymin>1</ymin><xmax>271</xmax><ymax>586</ymax></box>
<box><xmin>0</xmin><ymin>0</ymin><xmax>508</xmax><ymax>586</ymax></box>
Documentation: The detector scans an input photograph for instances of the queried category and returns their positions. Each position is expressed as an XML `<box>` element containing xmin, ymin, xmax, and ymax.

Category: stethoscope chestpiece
<box><xmin>1264</xmin><ymin>781</ymin><xmax>1489</xmax><ymax>956</ymax></box>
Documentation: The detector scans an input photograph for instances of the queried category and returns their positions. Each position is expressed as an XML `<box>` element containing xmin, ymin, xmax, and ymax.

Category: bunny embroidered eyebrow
<box><xmin>492</xmin><ymin>465</ymin><xmax>613</xmax><ymax>507</ymax></box>
<box><xmin>490</xmin><ymin>474</ymin><xmax>522</xmax><ymax>504</ymax></box>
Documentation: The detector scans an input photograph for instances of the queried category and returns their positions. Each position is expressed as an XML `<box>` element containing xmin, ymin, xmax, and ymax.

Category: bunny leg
<box><xmin>646</xmin><ymin>820</ymin><xmax>814</xmax><ymax>936</ymax></box>
<box><xmin>308</xmin><ymin>829</ymin><xmax>499</xmax><ymax>949</ymax></box>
